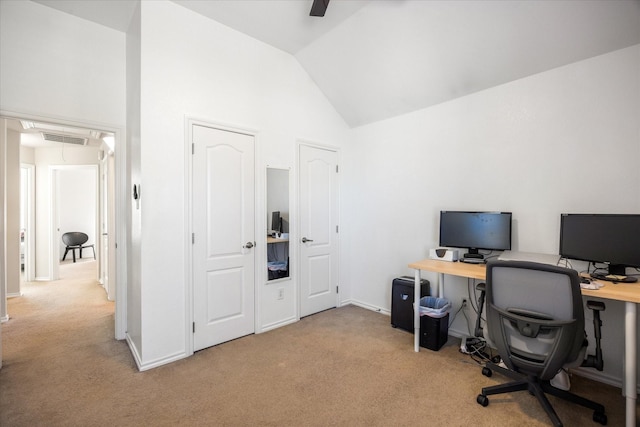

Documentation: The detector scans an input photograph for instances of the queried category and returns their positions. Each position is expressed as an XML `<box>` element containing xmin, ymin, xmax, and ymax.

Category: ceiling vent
<box><xmin>41</xmin><ymin>132</ymin><xmax>88</xmax><ymax>146</ymax></box>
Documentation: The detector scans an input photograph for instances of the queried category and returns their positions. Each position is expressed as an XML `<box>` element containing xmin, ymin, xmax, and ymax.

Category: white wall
<box><xmin>343</xmin><ymin>45</ymin><xmax>640</xmax><ymax>386</ymax></box>
<box><xmin>0</xmin><ymin>121</ymin><xmax>5</xmax><ymax>365</ymax></box>
<box><xmin>58</xmin><ymin>168</ymin><xmax>97</xmax><ymax>259</ymax></box>
<box><xmin>5</xmin><ymin>130</ymin><xmax>20</xmax><ymax>297</ymax></box>
<box><xmin>20</xmin><ymin>146</ymin><xmax>35</xmax><ymax>164</ymax></box>
<box><xmin>0</xmin><ymin>121</ymin><xmax>7</xmax><ymax>328</ymax></box>
<box><xmin>125</xmin><ymin>0</ymin><xmax>142</xmax><ymax>362</ymax></box>
<box><xmin>0</xmin><ymin>0</ymin><xmax>125</xmax><ymax>127</ymax></box>
<box><xmin>130</xmin><ymin>1</ymin><xmax>350</xmax><ymax>369</ymax></box>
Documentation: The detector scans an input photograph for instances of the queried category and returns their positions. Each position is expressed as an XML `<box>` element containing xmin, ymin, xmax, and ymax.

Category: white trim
<box><xmin>349</xmin><ymin>299</ymin><xmax>390</xmax><ymax>317</ymax></box>
<box><xmin>1</xmin><ymin>120</ymin><xmax>6</xmax><ymax>340</ymax></box>
<box><xmin>137</xmin><ymin>350</ymin><xmax>188</xmax><ymax>372</ymax></box>
<box><xmin>20</xmin><ymin>163</ymin><xmax>35</xmax><ymax>282</ymax></box>
<box><xmin>261</xmin><ymin>316</ymin><xmax>298</xmax><ymax>333</ymax></box>
<box><xmin>113</xmin><ymin>128</ymin><xmax>126</xmax><ymax>340</ymax></box>
<box><xmin>125</xmin><ymin>333</ymin><xmax>143</xmax><ymax>370</ymax></box>
<box><xmin>184</xmin><ymin>118</ymin><xmax>194</xmax><ymax>357</ymax></box>
<box><xmin>127</xmin><ymin>333</ymin><xmax>188</xmax><ymax>371</ymax></box>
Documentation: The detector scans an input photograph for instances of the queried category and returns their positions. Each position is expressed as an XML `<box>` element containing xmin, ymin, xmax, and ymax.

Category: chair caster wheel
<box><xmin>482</xmin><ymin>367</ymin><xmax>492</xmax><ymax>377</ymax></box>
<box><xmin>593</xmin><ymin>411</ymin><xmax>607</xmax><ymax>425</ymax></box>
<box><xmin>477</xmin><ymin>394</ymin><xmax>489</xmax><ymax>407</ymax></box>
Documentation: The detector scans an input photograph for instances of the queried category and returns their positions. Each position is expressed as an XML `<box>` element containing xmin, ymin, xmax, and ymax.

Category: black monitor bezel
<box><xmin>438</xmin><ymin>210</ymin><xmax>513</xmax><ymax>256</ymax></box>
<box><xmin>271</xmin><ymin>211</ymin><xmax>281</xmax><ymax>233</ymax></box>
<box><xmin>559</xmin><ymin>213</ymin><xmax>640</xmax><ymax>276</ymax></box>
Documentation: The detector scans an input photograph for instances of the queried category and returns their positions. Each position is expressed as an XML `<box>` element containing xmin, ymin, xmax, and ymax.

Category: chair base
<box><xmin>62</xmin><ymin>244</ymin><xmax>96</xmax><ymax>263</ymax></box>
<box><xmin>477</xmin><ymin>362</ymin><xmax>607</xmax><ymax>427</ymax></box>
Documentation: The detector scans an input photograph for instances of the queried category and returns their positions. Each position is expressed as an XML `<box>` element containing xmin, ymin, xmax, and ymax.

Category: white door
<box><xmin>192</xmin><ymin>124</ymin><xmax>255</xmax><ymax>351</ymax></box>
<box><xmin>299</xmin><ymin>145</ymin><xmax>339</xmax><ymax>317</ymax></box>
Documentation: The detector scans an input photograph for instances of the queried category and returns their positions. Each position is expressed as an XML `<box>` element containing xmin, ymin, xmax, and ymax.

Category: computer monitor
<box><xmin>559</xmin><ymin>214</ymin><xmax>640</xmax><ymax>283</ymax></box>
<box><xmin>439</xmin><ymin>211</ymin><xmax>512</xmax><ymax>261</ymax></box>
<box><xmin>271</xmin><ymin>211</ymin><xmax>281</xmax><ymax>233</ymax></box>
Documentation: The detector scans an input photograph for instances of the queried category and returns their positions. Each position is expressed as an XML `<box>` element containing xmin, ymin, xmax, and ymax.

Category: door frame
<box><xmin>296</xmin><ymin>140</ymin><xmax>341</xmax><ymax>317</ymax></box>
<box><xmin>0</xmin><ymin>110</ymin><xmax>127</xmax><ymax>340</ymax></box>
<box><xmin>20</xmin><ymin>163</ymin><xmax>35</xmax><ymax>282</ymax></box>
<box><xmin>184</xmin><ymin>117</ymin><xmax>260</xmax><ymax>355</ymax></box>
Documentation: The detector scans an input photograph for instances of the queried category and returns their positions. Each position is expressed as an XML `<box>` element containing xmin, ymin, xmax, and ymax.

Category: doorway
<box><xmin>50</xmin><ymin>165</ymin><xmax>98</xmax><ymax>281</ymax></box>
<box><xmin>1</xmin><ymin>115</ymin><xmax>125</xmax><ymax>340</ymax></box>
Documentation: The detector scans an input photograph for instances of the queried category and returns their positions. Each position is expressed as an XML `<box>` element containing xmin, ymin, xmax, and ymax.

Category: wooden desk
<box><xmin>267</xmin><ymin>236</ymin><xmax>289</xmax><ymax>244</ymax></box>
<box><xmin>409</xmin><ymin>258</ymin><xmax>639</xmax><ymax>427</ymax></box>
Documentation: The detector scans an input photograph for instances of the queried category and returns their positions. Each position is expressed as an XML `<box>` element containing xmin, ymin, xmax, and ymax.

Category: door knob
<box><xmin>243</xmin><ymin>241</ymin><xmax>254</xmax><ymax>249</ymax></box>
<box><xmin>301</xmin><ymin>237</ymin><xmax>314</xmax><ymax>243</ymax></box>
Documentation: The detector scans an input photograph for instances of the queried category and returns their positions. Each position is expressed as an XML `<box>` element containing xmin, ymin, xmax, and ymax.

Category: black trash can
<box><xmin>419</xmin><ymin>296</ymin><xmax>451</xmax><ymax>351</ymax></box>
<box><xmin>390</xmin><ymin>276</ymin><xmax>430</xmax><ymax>333</ymax></box>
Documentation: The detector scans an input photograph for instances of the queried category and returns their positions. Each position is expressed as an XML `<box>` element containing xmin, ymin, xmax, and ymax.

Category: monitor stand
<box><xmin>461</xmin><ymin>257</ymin><xmax>486</xmax><ymax>264</ymax></box>
<box><xmin>462</xmin><ymin>250</ymin><xmax>485</xmax><ymax>264</ymax></box>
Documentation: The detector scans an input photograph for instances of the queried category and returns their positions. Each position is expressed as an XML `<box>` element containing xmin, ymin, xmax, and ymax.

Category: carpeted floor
<box><xmin>0</xmin><ymin>260</ymin><xmax>630</xmax><ymax>426</ymax></box>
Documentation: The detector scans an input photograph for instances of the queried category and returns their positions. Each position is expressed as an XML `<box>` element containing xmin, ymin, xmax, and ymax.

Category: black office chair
<box><xmin>62</xmin><ymin>232</ymin><xmax>95</xmax><ymax>263</ymax></box>
<box><xmin>476</xmin><ymin>260</ymin><xmax>607</xmax><ymax>426</ymax></box>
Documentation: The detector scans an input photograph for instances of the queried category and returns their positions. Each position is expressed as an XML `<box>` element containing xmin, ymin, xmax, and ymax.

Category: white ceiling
<box><xmin>7</xmin><ymin>119</ymin><xmax>112</xmax><ymax>149</ymax></box>
<box><xmin>31</xmin><ymin>0</ymin><xmax>640</xmax><ymax>127</ymax></box>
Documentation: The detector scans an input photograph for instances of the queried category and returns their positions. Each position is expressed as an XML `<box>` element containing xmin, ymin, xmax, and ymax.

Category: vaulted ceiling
<box><xmin>33</xmin><ymin>0</ymin><xmax>640</xmax><ymax>128</ymax></box>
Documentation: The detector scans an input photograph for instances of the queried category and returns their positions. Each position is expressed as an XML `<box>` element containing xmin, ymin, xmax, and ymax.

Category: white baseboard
<box><xmin>125</xmin><ymin>334</ymin><xmax>143</xmax><ymax>371</ymax></box>
<box><xmin>260</xmin><ymin>316</ymin><xmax>298</xmax><ymax>333</ymax></box>
<box><xmin>348</xmin><ymin>299</ymin><xmax>390</xmax><ymax>316</ymax></box>
<box><xmin>34</xmin><ymin>276</ymin><xmax>50</xmax><ymax>281</ymax></box>
<box><xmin>138</xmin><ymin>351</ymin><xmax>188</xmax><ymax>371</ymax></box>
<box><xmin>0</xmin><ymin>315</ymin><xmax>9</xmax><ymax>323</ymax></box>
<box><xmin>7</xmin><ymin>292</ymin><xmax>23</xmax><ymax>298</ymax></box>
<box><xmin>125</xmin><ymin>333</ymin><xmax>188</xmax><ymax>371</ymax></box>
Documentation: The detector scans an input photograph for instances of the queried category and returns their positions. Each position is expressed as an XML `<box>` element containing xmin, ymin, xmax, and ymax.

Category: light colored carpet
<box><xmin>1</xmin><ymin>260</ymin><xmax>629</xmax><ymax>426</ymax></box>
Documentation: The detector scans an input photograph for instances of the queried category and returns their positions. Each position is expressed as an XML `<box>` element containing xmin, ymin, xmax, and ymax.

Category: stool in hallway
<box><xmin>62</xmin><ymin>232</ymin><xmax>95</xmax><ymax>263</ymax></box>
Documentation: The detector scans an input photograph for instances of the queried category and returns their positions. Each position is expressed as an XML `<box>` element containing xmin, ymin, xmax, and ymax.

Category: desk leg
<box><xmin>414</xmin><ymin>269</ymin><xmax>421</xmax><ymax>353</ymax></box>
<box><xmin>624</xmin><ymin>301</ymin><xmax>637</xmax><ymax>427</ymax></box>
<box><xmin>438</xmin><ymin>272</ymin><xmax>444</xmax><ymax>299</ymax></box>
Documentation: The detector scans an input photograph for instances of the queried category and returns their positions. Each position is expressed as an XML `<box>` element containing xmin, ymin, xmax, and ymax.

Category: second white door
<box><xmin>299</xmin><ymin>145</ymin><xmax>339</xmax><ymax>317</ymax></box>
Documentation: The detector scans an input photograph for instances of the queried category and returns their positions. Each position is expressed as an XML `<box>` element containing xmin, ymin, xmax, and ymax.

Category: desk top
<box><xmin>409</xmin><ymin>258</ymin><xmax>486</xmax><ymax>280</ymax></box>
<box><xmin>267</xmin><ymin>236</ymin><xmax>289</xmax><ymax>244</ymax></box>
<box><xmin>409</xmin><ymin>258</ymin><xmax>640</xmax><ymax>304</ymax></box>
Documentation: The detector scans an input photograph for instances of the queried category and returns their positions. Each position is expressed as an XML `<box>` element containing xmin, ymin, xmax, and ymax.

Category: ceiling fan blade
<box><xmin>310</xmin><ymin>0</ymin><xmax>330</xmax><ymax>17</ymax></box>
